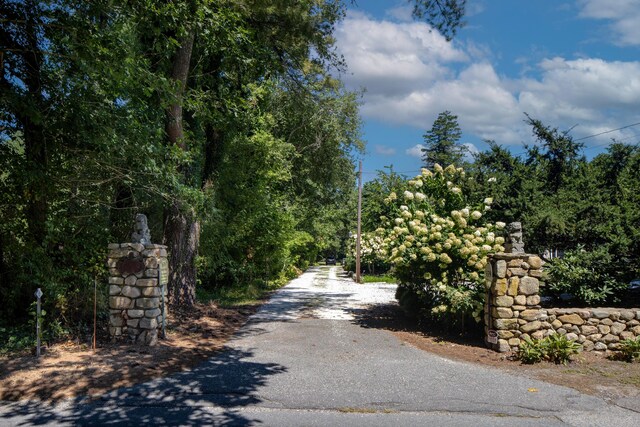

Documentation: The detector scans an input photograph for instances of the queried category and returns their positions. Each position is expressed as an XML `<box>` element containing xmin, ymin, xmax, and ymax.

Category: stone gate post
<box><xmin>106</xmin><ymin>214</ymin><xmax>168</xmax><ymax>346</ymax></box>
<box><xmin>484</xmin><ymin>253</ymin><xmax>544</xmax><ymax>352</ymax></box>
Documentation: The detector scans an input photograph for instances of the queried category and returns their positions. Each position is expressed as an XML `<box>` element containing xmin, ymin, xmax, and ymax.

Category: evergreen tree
<box><xmin>421</xmin><ymin>110</ymin><xmax>467</xmax><ymax>169</ymax></box>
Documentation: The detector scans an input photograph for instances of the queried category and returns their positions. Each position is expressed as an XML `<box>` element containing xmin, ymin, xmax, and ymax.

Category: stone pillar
<box><xmin>484</xmin><ymin>253</ymin><xmax>545</xmax><ymax>352</ymax></box>
<box><xmin>107</xmin><ymin>243</ymin><xmax>168</xmax><ymax>345</ymax></box>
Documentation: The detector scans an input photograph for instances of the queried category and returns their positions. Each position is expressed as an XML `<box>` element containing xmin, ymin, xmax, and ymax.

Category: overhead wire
<box><xmin>574</xmin><ymin>121</ymin><xmax>640</xmax><ymax>141</ymax></box>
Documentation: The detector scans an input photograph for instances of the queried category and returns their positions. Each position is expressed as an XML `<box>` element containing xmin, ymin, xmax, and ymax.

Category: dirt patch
<box><xmin>0</xmin><ymin>302</ymin><xmax>260</xmax><ymax>403</ymax></box>
<box><xmin>353</xmin><ymin>303</ymin><xmax>640</xmax><ymax>402</ymax></box>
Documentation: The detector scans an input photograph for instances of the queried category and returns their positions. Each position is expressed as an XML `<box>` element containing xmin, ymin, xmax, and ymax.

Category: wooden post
<box><xmin>93</xmin><ymin>278</ymin><xmax>97</xmax><ymax>351</ymax></box>
<box><xmin>356</xmin><ymin>161</ymin><xmax>362</xmax><ymax>284</ymax></box>
<box><xmin>35</xmin><ymin>288</ymin><xmax>42</xmax><ymax>357</ymax></box>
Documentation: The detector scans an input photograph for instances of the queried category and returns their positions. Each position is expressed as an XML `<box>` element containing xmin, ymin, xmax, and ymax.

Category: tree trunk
<box><xmin>164</xmin><ymin>206</ymin><xmax>200</xmax><ymax>306</ymax></box>
<box><xmin>162</xmin><ymin>30</ymin><xmax>198</xmax><ymax>306</ymax></box>
<box><xmin>0</xmin><ymin>233</ymin><xmax>5</xmax><ymax>289</ymax></box>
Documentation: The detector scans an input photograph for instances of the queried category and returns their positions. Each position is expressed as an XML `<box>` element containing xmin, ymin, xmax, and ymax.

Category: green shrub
<box><xmin>395</xmin><ymin>286</ymin><xmax>426</xmax><ymax>318</ymax></box>
<box><xmin>618</xmin><ymin>337</ymin><xmax>640</xmax><ymax>362</ymax></box>
<box><xmin>517</xmin><ymin>334</ymin><xmax>581</xmax><ymax>365</ymax></box>
<box><xmin>546</xmin><ymin>246</ymin><xmax>629</xmax><ymax>305</ymax></box>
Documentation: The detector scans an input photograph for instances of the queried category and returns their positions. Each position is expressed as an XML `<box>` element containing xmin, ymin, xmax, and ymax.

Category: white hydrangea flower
<box><xmin>403</xmin><ymin>190</ymin><xmax>414</xmax><ymax>200</ymax></box>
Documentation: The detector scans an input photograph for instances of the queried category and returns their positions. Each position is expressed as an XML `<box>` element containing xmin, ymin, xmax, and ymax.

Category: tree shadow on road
<box><xmin>0</xmin><ymin>346</ymin><xmax>286</xmax><ymax>426</ymax></box>
<box><xmin>350</xmin><ymin>303</ymin><xmax>486</xmax><ymax>349</ymax></box>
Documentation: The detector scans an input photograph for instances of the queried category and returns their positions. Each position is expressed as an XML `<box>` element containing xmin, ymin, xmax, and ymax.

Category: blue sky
<box><xmin>334</xmin><ymin>0</ymin><xmax>640</xmax><ymax>178</ymax></box>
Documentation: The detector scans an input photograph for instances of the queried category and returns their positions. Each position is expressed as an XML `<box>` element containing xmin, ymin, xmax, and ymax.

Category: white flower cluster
<box><xmin>348</xmin><ymin>231</ymin><xmax>387</xmax><ymax>263</ymax></box>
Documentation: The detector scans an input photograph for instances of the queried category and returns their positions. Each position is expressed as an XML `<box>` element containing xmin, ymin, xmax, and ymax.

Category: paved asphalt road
<box><xmin>1</xmin><ymin>266</ymin><xmax>639</xmax><ymax>426</ymax></box>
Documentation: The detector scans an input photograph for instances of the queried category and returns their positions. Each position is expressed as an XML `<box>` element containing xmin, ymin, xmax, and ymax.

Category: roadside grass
<box><xmin>196</xmin><ymin>280</ymin><xmax>281</xmax><ymax>308</ymax></box>
<box><xmin>196</xmin><ymin>269</ymin><xmax>300</xmax><ymax>308</ymax></box>
<box><xmin>361</xmin><ymin>274</ymin><xmax>397</xmax><ymax>284</ymax></box>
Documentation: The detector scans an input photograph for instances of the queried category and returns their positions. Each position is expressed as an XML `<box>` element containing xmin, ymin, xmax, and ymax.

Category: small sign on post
<box><xmin>35</xmin><ymin>288</ymin><xmax>43</xmax><ymax>357</ymax></box>
<box><xmin>159</xmin><ymin>258</ymin><xmax>169</xmax><ymax>286</ymax></box>
<box><xmin>487</xmin><ymin>330</ymin><xmax>498</xmax><ymax>344</ymax></box>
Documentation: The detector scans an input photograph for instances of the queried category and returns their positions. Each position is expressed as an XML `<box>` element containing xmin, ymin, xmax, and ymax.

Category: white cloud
<box><xmin>374</xmin><ymin>144</ymin><xmax>397</xmax><ymax>155</ymax></box>
<box><xmin>578</xmin><ymin>0</ymin><xmax>640</xmax><ymax>46</ymax></box>
<box><xmin>336</xmin><ymin>12</ymin><xmax>467</xmax><ymax>98</ymax></box>
<box><xmin>406</xmin><ymin>144</ymin><xmax>424</xmax><ymax>158</ymax></box>
<box><xmin>336</xmin><ymin>10</ymin><xmax>640</xmax><ymax>148</ymax></box>
<box><xmin>518</xmin><ymin>57</ymin><xmax>640</xmax><ymax>141</ymax></box>
<box><xmin>463</xmin><ymin>142</ymin><xmax>479</xmax><ymax>162</ymax></box>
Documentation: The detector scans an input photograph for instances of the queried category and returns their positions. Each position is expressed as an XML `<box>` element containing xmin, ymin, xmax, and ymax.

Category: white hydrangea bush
<box><xmin>347</xmin><ymin>231</ymin><xmax>388</xmax><ymax>269</ymax></box>
<box><xmin>379</xmin><ymin>164</ymin><xmax>505</xmax><ymax>321</ymax></box>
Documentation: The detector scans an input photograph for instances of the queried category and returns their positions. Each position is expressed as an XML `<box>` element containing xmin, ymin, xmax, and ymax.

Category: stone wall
<box><xmin>107</xmin><ymin>243</ymin><xmax>168</xmax><ymax>346</ymax></box>
<box><xmin>485</xmin><ymin>253</ymin><xmax>640</xmax><ymax>353</ymax></box>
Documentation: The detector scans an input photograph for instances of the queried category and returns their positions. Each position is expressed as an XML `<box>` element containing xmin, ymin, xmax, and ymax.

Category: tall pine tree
<box><xmin>421</xmin><ymin>110</ymin><xmax>467</xmax><ymax>169</ymax></box>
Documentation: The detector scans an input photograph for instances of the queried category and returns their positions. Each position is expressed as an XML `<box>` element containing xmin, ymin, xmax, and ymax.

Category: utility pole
<box><xmin>356</xmin><ymin>160</ymin><xmax>362</xmax><ymax>283</ymax></box>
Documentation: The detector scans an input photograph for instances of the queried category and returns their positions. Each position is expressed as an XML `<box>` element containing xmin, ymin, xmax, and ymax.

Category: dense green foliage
<box><xmin>466</xmin><ymin>119</ymin><xmax>640</xmax><ymax>297</ymax></box>
<box><xmin>467</xmin><ymin>119</ymin><xmax>640</xmax><ymax>270</ymax></box>
<box><xmin>545</xmin><ymin>247</ymin><xmax>628</xmax><ymax>305</ymax></box>
<box><xmin>0</xmin><ymin>0</ymin><xmax>363</xmax><ymax>336</ymax></box>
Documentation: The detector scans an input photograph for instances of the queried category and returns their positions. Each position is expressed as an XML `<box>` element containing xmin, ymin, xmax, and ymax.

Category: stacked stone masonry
<box><xmin>485</xmin><ymin>253</ymin><xmax>639</xmax><ymax>353</ymax></box>
<box><xmin>107</xmin><ymin>243</ymin><xmax>168</xmax><ymax>346</ymax></box>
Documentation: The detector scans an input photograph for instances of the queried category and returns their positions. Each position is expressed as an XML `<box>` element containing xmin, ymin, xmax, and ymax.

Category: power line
<box><xmin>574</xmin><ymin>121</ymin><xmax>640</xmax><ymax>141</ymax></box>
